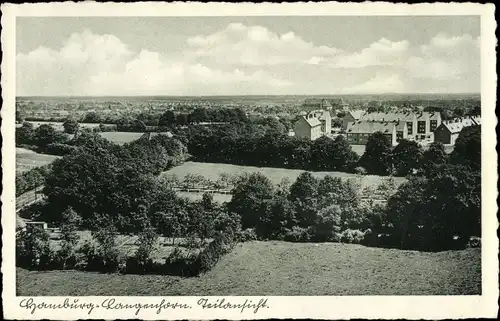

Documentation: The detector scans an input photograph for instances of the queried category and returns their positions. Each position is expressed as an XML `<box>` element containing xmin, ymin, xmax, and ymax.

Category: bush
<box><xmin>238</xmin><ymin>228</ymin><xmax>258</xmax><ymax>242</ymax></box>
<box><xmin>284</xmin><ymin>226</ymin><xmax>312</xmax><ymax>242</ymax></box>
<box><xmin>353</xmin><ymin>166</ymin><xmax>367</xmax><ymax>175</ymax></box>
<box><xmin>467</xmin><ymin>236</ymin><xmax>481</xmax><ymax>248</ymax></box>
<box><xmin>340</xmin><ymin>229</ymin><xmax>364</xmax><ymax>244</ymax></box>
<box><xmin>361</xmin><ymin>228</ymin><xmax>378</xmax><ymax>246</ymax></box>
<box><xmin>198</xmin><ymin>230</ymin><xmax>237</xmax><ymax>273</ymax></box>
<box><xmin>43</xmin><ymin>143</ymin><xmax>79</xmax><ymax>156</ymax></box>
<box><xmin>135</xmin><ymin>225</ymin><xmax>159</xmax><ymax>266</ymax></box>
<box><xmin>84</xmin><ymin>226</ymin><xmax>125</xmax><ymax>273</ymax></box>
<box><xmin>16</xmin><ymin>226</ymin><xmax>54</xmax><ymax>269</ymax></box>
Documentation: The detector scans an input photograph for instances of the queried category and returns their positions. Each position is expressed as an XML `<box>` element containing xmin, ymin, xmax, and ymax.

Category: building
<box><xmin>360</xmin><ymin>111</ymin><xmax>417</xmax><ymax>138</ymax></box>
<box><xmin>303</xmin><ymin>98</ymin><xmax>333</xmax><ymax>111</ymax></box>
<box><xmin>434</xmin><ymin>116</ymin><xmax>480</xmax><ymax>145</ymax></box>
<box><xmin>331</xmin><ymin>98</ymin><xmax>350</xmax><ymax>111</ymax></box>
<box><xmin>346</xmin><ymin>121</ymin><xmax>407</xmax><ymax>146</ymax></box>
<box><xmin>348</xmin><ymin>111</ymin><xmax>442</xmax><ymax>141</ymax></box>
<box><xmin>308</xmin><ymin>110</ymin><xmax>332</xmax><ymax>134</ymax></box>
<box><xmin>415</xmin><ymin>112</ymin><xmax>442</xmax><ymax>141</ymax></box>
<box><xmin>294</xmin><ymin>115</ymin><xmax>322</xmax><ymax>140</ymax></box>
<box><xmin>342</xmin><ymin>110</ymin><xmax>365</xmax><ymax>130</ymax></box>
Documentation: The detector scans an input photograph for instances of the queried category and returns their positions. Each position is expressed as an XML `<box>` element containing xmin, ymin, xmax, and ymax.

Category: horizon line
<box><xmin>17</xmin><ymin>93</ymin><xmax>481</xmax><ymax>98</ymax></box>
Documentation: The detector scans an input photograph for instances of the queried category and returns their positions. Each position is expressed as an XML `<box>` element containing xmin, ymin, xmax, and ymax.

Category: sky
<box><xmin>16</xmin><ymin>16</ymin><xmax>481</xmax><ymax>96</ymax></box>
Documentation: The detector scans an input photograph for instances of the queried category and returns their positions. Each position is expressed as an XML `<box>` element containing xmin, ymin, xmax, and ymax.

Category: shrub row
<box><xmin>17</xmin><ymin>225</ymin><xmax>239</xmax><ymax>277</ymax></box>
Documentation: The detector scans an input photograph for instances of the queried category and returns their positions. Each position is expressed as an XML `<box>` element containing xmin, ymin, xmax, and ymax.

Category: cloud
<box><xmin>331</xmin><ymin>38</ymin><xmax>410</xmax><ymax>68</ymax></box>
<box><xmin>186</xmin><ymin>22</ymin><xmax>340</xmax><ymax>66</ymax></box>
<box><xmin>405</xmin><ymin>33</ymin><xmax>480</xmax><ymax>81</ymax></box>
<box><xmin>17</xmin><ymin>29</ymin><xmax>292</xmax><ymax>96</ymax></box>
<box><xmin>343</xmin><ymin>73</ymin><xmax>406</xmax><ymax>94</ymax></box>
<box><xmin>16</xmin><ymin>26</ymin><xmax>480</xmax><ymax>95</ymax></box>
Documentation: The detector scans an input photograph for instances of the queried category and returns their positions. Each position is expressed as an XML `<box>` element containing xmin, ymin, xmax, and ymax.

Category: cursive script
<box><xmin>197</xmin><ymin>298</ymin><xmax>269</xmax><ymax>313</ymax></box>
<box><xmin>19</xmin><ymin>297</ymin><xmax>192</xmax><ymax>315</ymax></box>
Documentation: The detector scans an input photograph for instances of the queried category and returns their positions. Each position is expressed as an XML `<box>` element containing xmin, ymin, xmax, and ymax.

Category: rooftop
<box><xmin>346</xmin><ymin>121</ymin><xmax>396</xmax><ymax>134</ymax></box>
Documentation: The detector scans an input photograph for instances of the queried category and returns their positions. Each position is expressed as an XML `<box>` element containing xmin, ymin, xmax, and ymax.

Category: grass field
<box><xmin>99</xmin><ymin>132</ymin><xmax>144</xmax><ymax>145</ymax></box>
<box><xmin>162</xmin><ymin>161</ymin><xmax>406</xmax><ymax>190</ymax></box>
<box><xmin>16</xmin><ymin>148</ymin><xmax>61</xmax><ymax>173</ymax></box>
<box><xmin>350</xmin><ymin>145</ymin><xmax>366</xmax><ymax>156</ymax></box>
<box><xmin>16</xmin><ymin>241</ymin><xmax>480</xmax><ymax>296</ymax></box>
<box><xmin>20</xmin><ymin>121</ymin><xmax>102</xmax><ymax>131</ymax></box>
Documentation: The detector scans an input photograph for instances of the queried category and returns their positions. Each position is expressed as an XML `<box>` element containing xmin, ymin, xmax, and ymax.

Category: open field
<box><xmin>18</xmin><ymin>121</ymin><xmax>102</xmax><ymax>131</ymax></box>
<box><xmin>16</xmin><ymin>148</ymin><xmax>61</xmax><ymax>173</ymax></box>
<box><xmin>16</xmin><ymin>241</ymin><xmax>480</xmax><ymax>296</ymax></box>
<box><xmin>350</xmin><ymin>145</ymin><xmax>366</xmax><ymax>156</ymax></box>
<box><xmin>99</xmin><ymin>132</ymin><xmax>144</xmax><ymax>145</ymax></box>
<box><xmin>162</xmin><ymin>161</ymin><xmax>407</xmax><ymax>189</ymax></box>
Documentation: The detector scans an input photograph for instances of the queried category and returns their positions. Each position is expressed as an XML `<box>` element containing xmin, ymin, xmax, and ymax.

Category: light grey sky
<box><xmin>16</xmin><ymin>16</ymin><xmax>480</xmax><ymax>96</ymax></box>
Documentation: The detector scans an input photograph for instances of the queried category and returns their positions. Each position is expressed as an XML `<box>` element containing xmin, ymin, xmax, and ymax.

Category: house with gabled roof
<box><xmin>434</xmin><ymin>116</ymin><xmax>480</xmax><ymax>145</ymax></box>
<box><xmin>342</xmin><ymin>110</ymin><xmax>366</xmax><ymax>130</ymax></box>
<box><xmin>346</xmin><ymin>120</ymin><xmax>408</xmax><ymax>146</ymax></box>
<box><xmin>308</xmin><ymin>109</ymin><xmax>332</xmax><ymax>134</ymax></box>
<box><xmin>294</xmin><ymin>115</ymin><xmax>323</xmax><ymax>140</ymax></box>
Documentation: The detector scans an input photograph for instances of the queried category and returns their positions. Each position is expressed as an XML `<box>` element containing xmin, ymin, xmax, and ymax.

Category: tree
<box><xmin>386</xmin><ymin>176</ymin><xmax>429</xmax><ymax>249</ymax></box>
<box><xmin>228</xmin><ymin>173</ymin><xmax>275</xmax><ymax>229</ymax></box>
<box><xmin>289</xmin><ymin>172</ymin><xmax>319</xmax><ymax>227</ymax></box>
<box><xmin>16</xmin><ymin>226</ymin><xmax>53</xmax><ymax>268</ymax></box>
<box><xmin>391</xmin><ymin>139</ymin><xmax>423</xmax><ymax>176</ymax></box>
<box><xmin>34</xmin><ymin>124</ymin><xmax>67</xmax><ymax>148</ymax></box>
<box><xmin>131</xmin><ymin>119</ymin><xmax>147</xmax><ymax>132</ymax></box>
<box><xmin>468</xmin><ymin>105</ymin><xmax>481</xmax><ymax>116</ymax></box>
<box><xmin>313</xmin><ymin>205</ymin><xmax>342</xmax><ymax>241</ymax></box>
<box><xmin>453</xmin><ymin>107</ymin><xmax>466</xmax><ymax>118</ymax></box>
<box><xmin>359</xmin><ymin>132</ymin><xmax>393</xmax><ymax>175</ymax></box>
<box><xmin>310</xmin><ymin>136</ymin><xmax>335</xmax><ymax>170</ymax></box>
<box><xmin>135</xmin><ymin>224</ymin><xmax>159</xmax><ymax>266</ymax></box>
<box><xmin>331</xmin><ymin>135</ymin><xmax>359</xmax><ymax>171</ymax></box>
<box><xmin>189</xmin><ymin>107</ymin><xmax>209</xmax><ymax>124</ymax></box>
<box><xmin>423</xmin><ymin>164</ymin><xmax>481</xmax><ymax>249</ymax></box>
<box><xmin>91</xmin><ymin>223</ymin><xmax>122</xmax><ymax>271</ymax></box>
<box><xmin>449</xmin><ymin>125</ymin><xmax>481</xmax><ymax>171</ymax></box>
<box><xmin>16</xmin><ymin>110</ymin><xmax>25</xmax><ymax>122</ymax></box>
<box><xmin>158</xmin><ymin>110</ymin><xmax>176</xmax><ymax>127</ymax></box>
<box><xmin>63</xmin><ymin>118</ymin><xmax>80</xmax><ymax>134</ymax></box>
<box><xmin>83</xmin><ymin>111</ymin><xmax>102</xmax><ymax>123</ymax></box>
<box><xmin>421</xmin><ymin>142</ymin><xmax>447</xmax><ymax>174</ymax></box>
<box><xmin>16</xmin><ymin>122</ymin><xmax>35</xmax><ymax>144</ymax></box>
<box><xmin>386</xmin><ymin>164</ymin><xmax>480</xmax><ymax>250</ymax></box>
<box><xmin>317</xmin><ymin>176</ymin><xmax>360</xmax><ymax>209</ymax></box>
<box><xmin>176</xmin><ymin>113</ymin><xmax>189</xmax><ymax>126</ymax></box>
<box><xmin>58</xmin><ymin>207</ymin><xmax>82</xmax><ymax>269</ymax></box>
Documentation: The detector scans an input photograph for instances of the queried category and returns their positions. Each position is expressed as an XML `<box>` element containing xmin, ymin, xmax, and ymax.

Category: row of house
<box><xmin>434</xmin><ymin>116</ymin><xmax>481</xmax><ymax>145</ymax></box>
<box><xmin>344</xmin><ymin>111</ymin><xmax>444</xmax><ymax>145</ymax></box>
<box><xmin>292</xmin><ymin>107</ymin><xmax>480</xmax><ymax>147</ymax></box>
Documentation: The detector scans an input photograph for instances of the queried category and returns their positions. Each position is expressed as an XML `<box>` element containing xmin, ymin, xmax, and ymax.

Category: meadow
<box><xmin>20</xmin><ymin>121</ymin><xmax>102</xmax><ymax>131</ymax></box>
<box><xmin>16</xmin><ymin>241</ymin><xmax>480</xmax><ymax>296</ymax></box>
<box><xmin>16</xmin><ymin>148</ymin><xmax>61</xmax><ymax>173</ymax></box>
<box><xmin>98</xmin><ymin>132</ymin><xmax>145</xmax><ymax>145</ymax></box>
<box><xmin>161</xmin><ymin>161</ymin><xmax>407</xmax><ymax>189</ymax></box>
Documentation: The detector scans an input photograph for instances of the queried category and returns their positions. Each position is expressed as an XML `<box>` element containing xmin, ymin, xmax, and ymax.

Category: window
<box><xmin>417</xmin><ymin>121</ymin><xmax>426</xmax><ymax>134</ymax></box>
<box><xmin>430</xmin><ymin>120</ymin><xmax>437</xmax><ymax>131</ymax></box>
<box><xmin>407</xmin><ymin>122</ymin><xmax>413</xmax><ymax>135</ymax></box>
